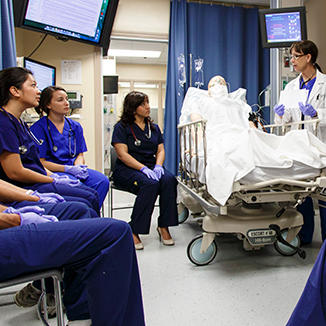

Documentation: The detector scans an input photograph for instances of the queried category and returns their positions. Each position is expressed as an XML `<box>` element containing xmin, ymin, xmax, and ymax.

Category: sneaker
<box><xmin>40</xmin><ymin>293</ymin><xmax>57</xmax><ymax>318</ymax></box>
<box><xmin>14</xmin><ymin>283</ymin><xmax>41</xmax><ymax>307</ymax></box>
<box><xmin>15</xmin><ymin>283</ymin><xmax>59</xmax><ymax>318</ymax></box>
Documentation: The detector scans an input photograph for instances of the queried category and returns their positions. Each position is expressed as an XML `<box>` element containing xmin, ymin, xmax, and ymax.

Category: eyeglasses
<box><xmin>290</xmin><ymin>54</ymin><xmax>305</xmax><ymax>60</ymax></box>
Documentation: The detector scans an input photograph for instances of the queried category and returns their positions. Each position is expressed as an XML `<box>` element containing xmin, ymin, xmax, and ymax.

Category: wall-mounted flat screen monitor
<box><xmin>103</xmin><ymin>75</ymin><xmax>118</xmax><ymax>94</ymax></box>
<box><xmin>24</xmin><ymin>58</ymin><xmax>56</xmax><ymax>91</ymax></box>
<box><xmin>14</xmin><ymin>0</ymin><xmax>119</xmax><ymax>51</ymax></box>
<box><xmin>259</xmin><ymin>7</ymin><xmax>307</xmax><ymax>48</ymax></box>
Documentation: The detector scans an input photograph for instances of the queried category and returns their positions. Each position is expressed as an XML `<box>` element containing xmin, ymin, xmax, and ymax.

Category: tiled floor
<box><xmin>0</xmin><ymin>190</ymin><xmax>322</xmax><ymax>325</ymax></box>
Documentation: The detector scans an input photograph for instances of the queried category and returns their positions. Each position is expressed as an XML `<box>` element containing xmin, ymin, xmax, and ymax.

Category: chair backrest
<box><xmin>110</xmin><ymin>146</ymin><xmax>118</xmax><ymax>176</ymax></box>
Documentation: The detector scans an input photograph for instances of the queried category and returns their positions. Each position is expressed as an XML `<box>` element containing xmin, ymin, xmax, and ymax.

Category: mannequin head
<box><xmin>208</xmin><ymin>75</ymin><xmax>228</xmax><ymax>97</ymax></box>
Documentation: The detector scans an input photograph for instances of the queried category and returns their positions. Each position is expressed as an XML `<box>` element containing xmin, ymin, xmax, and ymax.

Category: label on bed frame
<box><xmin>247</xmin><ymin>229</ymin><xmax>276</xmax><ymax>245</ymax></box>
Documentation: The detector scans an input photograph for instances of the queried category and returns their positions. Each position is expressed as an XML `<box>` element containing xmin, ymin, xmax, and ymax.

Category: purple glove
<box><xmin>3</xmin><ymin>206</ymin><xmax>58</xmax><ymax>225</ymax></box>
<box><xmin>32</xmin><ymin>191</ymin><xmax>65</xmax><ymax>204</ymax></box>
<box><xmin>51</xmin><ymin>174</ymin><xmax>80</xmax><ymax>187</ymax></box>
<box><xmin>153</xmin><ymin>164</ymin><xmax>164</xmax><ymax>180</ymax></box>
<box><xmin>298</xmin><ymin>102</ymin><xmax>317</xmax><ymax>117</ymax></box>
<box><xmin>140</xmin><ymin>166</ymin><xmax>159</xmax><ymax>181</ymax></box>
<box><xmin>273</xmin><ymin>104</ymin><xmax>285</xmax><ymax>116</ymax></box>
<box><xmin>64</xmin><ymin>165</ymin><xmax>89</xmax><ymax>180</ymax></box>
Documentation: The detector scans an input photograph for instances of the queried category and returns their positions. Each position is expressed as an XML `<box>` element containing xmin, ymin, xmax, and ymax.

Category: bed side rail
<box><xmin>264</xmin><ymin>119</ymin><xmax>320</xmax><ymax>136</ymax></box>
<box><xmin>178</xmin><ymin>119</ymin><xmax>208</xmax><ymax>194</ymax></box>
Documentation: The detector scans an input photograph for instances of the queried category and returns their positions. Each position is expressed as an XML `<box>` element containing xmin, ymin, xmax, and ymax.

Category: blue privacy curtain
<box><xmin>164</xmin><ymin>0</ymin><xmax>188</xmax><ymax>176</ymax></box>
<box><xmin>0</xmin><ymin>0</ymin><xmax>16</xmax><ymax>69</ymax></box>
<box><xmin>164</xmin><ymin>0</ymin><xmax>270</xmax><ymax>175</ymax></box>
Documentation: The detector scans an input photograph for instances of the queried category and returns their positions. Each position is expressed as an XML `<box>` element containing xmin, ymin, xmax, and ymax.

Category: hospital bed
<box><xmin>177</xmin><ymin>119</ymin><xmax>326</xmax><ymax>266</ymax></box>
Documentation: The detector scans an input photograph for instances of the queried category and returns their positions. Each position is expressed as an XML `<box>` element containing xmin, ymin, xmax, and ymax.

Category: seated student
<box><xmin>30</xmin><ymin>86</ymin><xmax>110</xmax><ymax>208</ymax></box>
<box><xmin>0</xmin><ymin>179</ymin><xmax>145</xmax><ymax>326</ymax></box>
<box><xmin>112</xmin><ymin>91</ymin><xmax>178</xmax><ymax>250</ymax></box>
<box><xmin>287</xmin><ymin>240</ymin><xmax>326</xmax><ymax>325</ymax></box>
<box><xmin>0</xmin><ymin>178</ymin><xmax>96</xmax><ymax>310</ymax></box>
<box><xmin>0</xmin><ymin>67</ymin><xmax>100</xmax><ymax>214</ymax></box>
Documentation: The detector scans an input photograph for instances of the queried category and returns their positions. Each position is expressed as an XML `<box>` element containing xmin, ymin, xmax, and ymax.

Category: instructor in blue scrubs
<box><xmin>112</xmin><ymin>91</ymin><xmax>178</xmax><ymax>250</ymax></box>
<box><xmin>31</xmin><ymin>86</ymin><xmax>110</xmax><ymax>208</ymax></box>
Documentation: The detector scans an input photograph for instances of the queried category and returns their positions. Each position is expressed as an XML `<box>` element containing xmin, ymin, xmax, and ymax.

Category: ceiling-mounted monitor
<box><xmin>24</xmin><ymin>57</ymin><xmax>56</xmax><ymax>91</ymax></box>
<box><xmin>14</xmin><ymin>0</ymin><xmax>119</xmax><ymax>52</ymax></box>
<box><xmin>259</xmin><ymin>6</ymin><xmax>307</xmax><ymax>48</ymax></box>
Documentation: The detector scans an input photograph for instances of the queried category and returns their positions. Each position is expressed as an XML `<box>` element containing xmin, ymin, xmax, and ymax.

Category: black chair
<box><xmin>108</xmin><ymin>147</ymin><xmax>135</xmax><ymax>217</ymax></box>
<box><xmin>0</xmin><ymin>269</ymin><xmax>65</xmax><ymax>326</ymax></box>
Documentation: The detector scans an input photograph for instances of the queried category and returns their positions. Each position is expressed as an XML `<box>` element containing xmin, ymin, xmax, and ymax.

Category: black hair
<box><xmin>0</xmin><ymin>67</ymin><xmax>33</xmax><ymax>106</ymax></box>
<box><xmin>35</xmin><ymin>86</ymin><xmax>67</xmax><ymax>117</ymax></box>
<box><xmin>119</xmin><ymin>91</ymin><xmax>154</xmax><ymax>129</ymax></box>
<box><xmin>290</xmin><ymin>40</ymin><xmax>323</xmax><ymax>72</ymax></box>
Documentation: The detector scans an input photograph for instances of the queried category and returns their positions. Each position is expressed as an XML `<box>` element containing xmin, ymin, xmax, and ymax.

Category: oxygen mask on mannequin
<box><xmin>208</xmin><ymin>75</ymin><xmax>228</xmax><ymax>98</ymax></box>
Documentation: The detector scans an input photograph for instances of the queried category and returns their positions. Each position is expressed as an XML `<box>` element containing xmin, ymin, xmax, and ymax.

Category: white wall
<box><xmin>112</xmin><ymin>0</ymin><xmax>170</xmax><ymax>38</ymax></box>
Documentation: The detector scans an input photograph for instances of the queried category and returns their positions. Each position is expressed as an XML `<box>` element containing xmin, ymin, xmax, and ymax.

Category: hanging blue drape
<box><xmin>164</xmin><ymin>0</ymin><xmax>188</xmax><ymax>176</ymax></box>
<box><xmin>164</xmin><ymin>0</ymin><xmax>270</xmax><ymax>175</ymax></box>
<box><xmin>0</xmin><ymin>0</ymin><xmax>16</xmax><ymax>70</ymax></box>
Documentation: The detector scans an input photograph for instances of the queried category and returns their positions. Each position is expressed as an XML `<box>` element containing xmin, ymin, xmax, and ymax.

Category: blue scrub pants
<box><xmin>82</xmin><ymin>169</ymin><xmax>110</xmax><ymax>208</ymax></box>
<box><xmin>113</xmin><ymin>166</ymin><xmax>178</xmax><ymax>234</ymax></box>
<box><xmin>11</xmin><ymin>201</ymin><xmax>95</xmax><ymax>219</ymax></box>
<box><xmin>10</xmin><ymin>201</ymin><xmax>97</xmax><ymax>291</ymax></box>
<box><xmin>0</xmin><ymin>218</ymin><xmax>145</xmax><ymax>326</ymax></box>
<box><xmin>26</xmin><ymin>182</ymin><xmax>100</xmax><ymax>216</ymax></box>
<box><xmin>287</xmin><ymin>240</ymin><xmax>326</xmax><ymax>325</ymax></box>
<box><xmin>298</xmin><ymin>197</ymin><xmax>326</xmax><ymax>244</ymax></box>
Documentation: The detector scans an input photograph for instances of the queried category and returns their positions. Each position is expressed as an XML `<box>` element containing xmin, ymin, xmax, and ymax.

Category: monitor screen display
<box><xmin>14</xmin><ymin>0</ymin><xmax>119</xmax><ymax>50</ymax></box>
<box><xmin>24</xmin><ymin>58</ymin><xmax>56</xmax><ymax>91</ymax></box>
<box><xmin>259</xmin><ymin>7</ymin><xmax>307</xmax><ymax>48</ymax></box>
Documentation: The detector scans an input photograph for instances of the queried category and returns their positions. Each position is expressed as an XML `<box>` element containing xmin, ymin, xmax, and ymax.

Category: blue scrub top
<box><xmin>30</xmin><ymin>116</ymin><xmax>87</xmax><ymax>165</ymax></box>
<box><xmin>111</xmin><ymin>121</ymin><xmax>163</xmax><ymax>168</ymax></box>
<box><xmin>300</xmin><ymin>76</ymin><xmax>316</xmax><ymax>100</ymax></box>
<box><xmin>0</xmin><ymin>110</ymin><xmax>46</xmax><ymax>186</ymax></box>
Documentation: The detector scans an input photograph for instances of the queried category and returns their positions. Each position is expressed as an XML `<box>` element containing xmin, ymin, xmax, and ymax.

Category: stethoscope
<box><xmin>0</xmin><ymin>107</ymin><xmax>43</xmax><ymax>155</ymax></box>
<box><xmin>130</xmin><ymin>121</ymin><xmax>151</xmax><ymax>147</ymax></box>
<box><xmin>46</xmin><ymin>117</ymin><xmax>76</xmax><ymax>157</ymax></box>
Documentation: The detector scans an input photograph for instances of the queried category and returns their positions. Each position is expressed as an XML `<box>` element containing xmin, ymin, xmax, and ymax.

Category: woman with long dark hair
<box><xmin>30</xmin><ymin>86</ymin><xmax>109</xmax><ymax>208</ymax></box>
<box><xmin>273</xmin><ymin>40</ymin><xmax>326</xmax><ymax>245</ymax></box>
<box><xmin>111</xmin><ymin>91</ymin><xmax>178</xmax><ymax>250</ymax></box>
<box><xmin>0</xmin><ymin>67</ymin><xmax>99</xmax><ymax>214</ymax></box>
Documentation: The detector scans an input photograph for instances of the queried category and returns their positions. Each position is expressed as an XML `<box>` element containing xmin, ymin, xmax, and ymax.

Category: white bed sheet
<box><xmin>180</xmin><ymin>87</ymin><xmax>326</xmax><ymax>205</ymax></box>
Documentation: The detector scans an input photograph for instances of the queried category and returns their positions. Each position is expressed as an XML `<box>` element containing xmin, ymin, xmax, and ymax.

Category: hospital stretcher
<box><xmin>177</xmin><ymin>119</ymin><xmax>326</xmax><ymax>266</ymax></box>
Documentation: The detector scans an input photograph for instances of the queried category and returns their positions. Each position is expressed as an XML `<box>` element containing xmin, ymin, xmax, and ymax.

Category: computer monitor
<box><xmin>103</xmin><ymin>75</ymin><xmax>118</xmax><ymax>94</ymax></box>
<box><xmin>14</xmin><ymin>0</ymin><xmax>119</xmax><ymax>52</ymax></box>
<box><xmin>24</xmin><ymin>58</ymin><xmax>56</xmax><ymax>91</ymax></box>
<box><xmin>259</xmin><ymin>7</ymin><xmax>307</xmax><ymax>48</ymax></box>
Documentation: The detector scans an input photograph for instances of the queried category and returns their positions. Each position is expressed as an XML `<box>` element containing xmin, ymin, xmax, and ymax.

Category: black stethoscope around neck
<box><xmin>47</xmin><ymin>116</ymin><xmax>76</xmax><ymax>157</ymax></box>
<box><xmin>0</xmin><ymin>107</ymin><xmax>43</xmax><ymax>155</ymax></box>
<box><xmin>130</xmin><ymin>121</ymin><xmax>151</xmax><ymax>147</ymax></box>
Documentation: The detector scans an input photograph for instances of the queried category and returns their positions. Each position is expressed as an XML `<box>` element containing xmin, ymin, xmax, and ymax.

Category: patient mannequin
<box><xmin>190</xmin><ymin>75</ymin><xmax>227</xmax><ymax>122</ymax></box>
<box><xmin>189</xmin><ymin>75</ymin><xmax>256</xmax><ymax>129</ymax></box>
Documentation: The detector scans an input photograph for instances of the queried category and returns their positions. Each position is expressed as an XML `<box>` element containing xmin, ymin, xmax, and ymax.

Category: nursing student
<box><xmin>0</xmin><ymin>179</ymin><xmax>145</xmax><ymax>326</ymax></box>
<box><xmin>112</xmin><ymin>91</ymin><xmax>178</xmax><ymax>250</ymax></box>
<box><xmin>30</xmin><ymin>86</ymin><xmax>109</xmax><ymax>207</ymax></box>
<box><xmin>0</xmin><ymin>67</ymin><xmax>100</xmax><ymax>214</ymax></box>
<box><xmin>273</xmin><ymin>40</ymin><xmax>326</xmax><ymax>244</ymax></box>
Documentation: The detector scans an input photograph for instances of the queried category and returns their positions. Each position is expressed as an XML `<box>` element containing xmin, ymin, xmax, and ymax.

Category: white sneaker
<box><xmin>67</xmin><ymin>319</ymin><xmax>92</xmax><ymax>326</ymax></box>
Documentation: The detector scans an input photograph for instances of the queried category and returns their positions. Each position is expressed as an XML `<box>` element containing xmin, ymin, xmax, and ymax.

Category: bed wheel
<box><xmin>187</xmin><ymin>235</ymin><xmax>218</xmax><ymax>266</ymax></box>
<box><xmin>274</xmin><ymin>230</ymin><xmax>301</xmax><ymax>257</ymax></box>
<box><xmin>178</xmin><ymin>204</ymin><xmax>189</xmax><ymax>224</ymax></box>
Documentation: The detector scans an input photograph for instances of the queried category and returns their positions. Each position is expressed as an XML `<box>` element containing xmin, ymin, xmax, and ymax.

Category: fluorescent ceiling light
<box><xmin>107</xmin><ymin>49</ymin><xmax>161</xmax><ymax>58</ymax></box>
<box><xmin>134</xmin><ymin>83</ymin><xmax>158</xmax><ymax>89</ymax></box>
